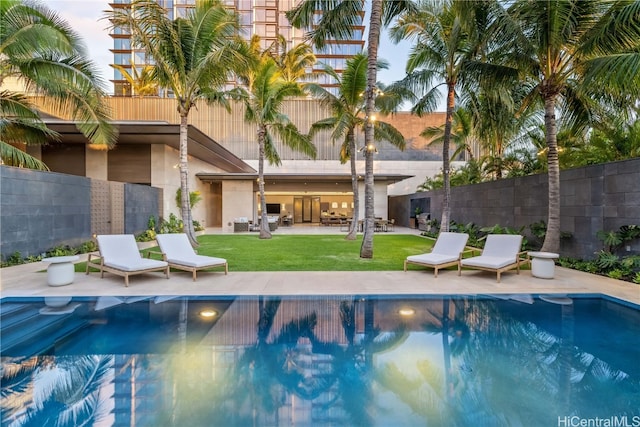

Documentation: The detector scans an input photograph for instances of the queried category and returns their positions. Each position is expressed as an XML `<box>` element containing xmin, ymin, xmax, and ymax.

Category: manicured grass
<box><xmin>187</xmin><ymin>234</ymin><xmax>433</xmax><ymax>272</ymax></box>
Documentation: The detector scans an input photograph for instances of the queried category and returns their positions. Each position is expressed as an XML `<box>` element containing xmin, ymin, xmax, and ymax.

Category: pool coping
<box><xmin>2</xmin><ymin>257</ymin><xmax>638</xmax><ymax>306</ymax></box>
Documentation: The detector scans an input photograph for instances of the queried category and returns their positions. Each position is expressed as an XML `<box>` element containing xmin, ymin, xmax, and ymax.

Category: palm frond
<box><xmin>373</xmin><ymin>120</ymin><xmax>406</xmax><ymax>150</ymax></box>
<box><xmin>0</xmin><ymin>141</ymin><xmax>49</xmax><ymax>170</ymax></box>
<box><xmin>271</xmin><ymin>121</ymin><xmax>317</xmax><ymax>159</ymax></box>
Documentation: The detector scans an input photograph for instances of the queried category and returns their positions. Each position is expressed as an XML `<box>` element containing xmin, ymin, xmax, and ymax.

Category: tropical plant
<box><xmin>107</xmin><ymin>0</ymin><xmax>252</xmax><ymax>247</ymax></box>
<box><xmin>0</xmin><ymin>0</ymin><xmax>115</xmax><ymax>170</ymax></box>
<box><xmin>287</xmin><ymin>0</ymin><xmax>416</xmax><ymax>258</ymax></box>
<box><xmin>111</xmin><ymin>62</ymin><xmax>158</xmax><ymax>96</ymax></box>
<box><xmin>464</xmin><ymin>87</ymin><xmax>537</xmax><ymax>180</ymax></box>
<box><xmin>307</xmin><ymin>53</ymin><xmax>405</xmax><ymax>240</ymax></box>
<box><xmin>493</xmin><ymin>0</ymin><xmax>640</xmax><ymax>253</ymax></box>
<box><xmin>230</xmin><ymin>37</ymin><xmax>316</xmax><ymax>239</ymax></box>
<box><xmin>158</xmin><ymin>213</ymin><xmax>183</xmax><ymax>234</ymax></box>
<box><xmin>565</xmin><ymin>118</ymin><xmax>640</xmax><ymax>167</ymax></box>
<box><xmin>175</xmin><ymin>188</ymin><xmax>202</xmax><ymax>210</ymax></box>
<box><xmin>420</xmin><ymin>107</ymin><xmax>477</xmax><ymax>162</ymax></box>
<box><xmin>265</xmin><ymin>34</ymin><xmax>317</xmax><ymax>84</ymax></box>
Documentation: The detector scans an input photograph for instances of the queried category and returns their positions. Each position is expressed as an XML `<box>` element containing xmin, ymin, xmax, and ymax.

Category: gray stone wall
<box><xmin>1</xmin><ymin>166</ymin><xmax>91</xmax><ymax>258</ymax></box>
<box><xmin>1</xmin><ymin>166</ymin><xmax>160</xmax><ymax>260</ymax></box>
<box><xmin>125</xmin><ymin>183</ymin><xmax>160</xmax><ymax>234</ymax></box>
<box><xmin>389</xmin><ymin>158</ymin><xmax>640</xmax><ymax>259</ymax></box>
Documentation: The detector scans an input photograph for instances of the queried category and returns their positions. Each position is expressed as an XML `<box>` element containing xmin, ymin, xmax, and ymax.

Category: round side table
<box><xmin>528</xmin><ymin>251</ymin><xmax>559</xmax><ymax>279</ymax></box>
<box><xmin>42</xmin><ymin>255</ymin><xmax>80</xmax><ymax>286</ymax></box>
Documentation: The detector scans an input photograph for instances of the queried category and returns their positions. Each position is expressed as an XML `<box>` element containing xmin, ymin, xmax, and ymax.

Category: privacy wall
<box><xmin>1</xmin><ymin>166</ymin><xmax>160</xmax><ymax>259</ymax></box>
<box><xmin>389</xmin><ymin>158</ymin><xmax>640</xmax><ymax>259</ymax></box>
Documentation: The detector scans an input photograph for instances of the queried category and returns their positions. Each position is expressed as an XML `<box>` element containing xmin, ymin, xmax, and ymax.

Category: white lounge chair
<box><xmin>155</xmin><ymin>233</ymin><xmax>228</xmax><ymax>281</ymax></box>
<box><xmin>87</xmin><ymin>234</ymin><xmax>169</xmax><ymax>287</ymax></box>
<box><xmin>460</xmin><ymin>234</ymin><xmax>529</xmax><ymax>282</ymax></box>
<box><xmin>404</xmin><ymin>232</ymin><xmax>470</xmax><ymax>277</ymax></box>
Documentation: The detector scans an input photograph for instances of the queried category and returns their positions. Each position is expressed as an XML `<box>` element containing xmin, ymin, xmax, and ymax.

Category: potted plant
<box><xmin>414</xmin><ymin>207</ymin><xmax>423</xmax><ymax>229</ymax></box>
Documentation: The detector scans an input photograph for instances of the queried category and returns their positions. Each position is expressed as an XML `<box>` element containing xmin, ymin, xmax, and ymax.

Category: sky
<box><xmin>46</xmin><ymin>0</ymin><xmax>437</xmax><ymax>111</ymax></box>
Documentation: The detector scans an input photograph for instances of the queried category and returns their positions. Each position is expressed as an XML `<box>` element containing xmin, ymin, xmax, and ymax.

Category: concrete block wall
<box><xmin>389</xmin><ymin>158</ymin><xmax>640</xmax><ymax>259</ymax></box>
<box><xmin>1</xmin><ymin>166</ymin><xmax>161</xmax><ymax>260</ymax></box>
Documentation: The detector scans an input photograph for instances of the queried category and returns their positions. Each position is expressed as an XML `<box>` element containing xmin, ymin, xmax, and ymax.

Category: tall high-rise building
<box><xmin>109</xmin><ymin>0</ymin><xmax>365</xmax><ymax>96</ymax></box>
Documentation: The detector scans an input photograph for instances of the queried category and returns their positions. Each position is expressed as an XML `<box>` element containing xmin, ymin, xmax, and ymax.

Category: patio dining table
<box><xmin>348</xmin><ymin>219</ymin><xmax>388</xmax><ymax>232</ymax></box>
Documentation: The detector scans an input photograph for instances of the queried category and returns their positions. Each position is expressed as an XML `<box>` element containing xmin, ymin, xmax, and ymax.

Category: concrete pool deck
<box><xmin>1</xmin><ymin>226</ymin><xmax>638</xmax><ymax>306</ymax></box>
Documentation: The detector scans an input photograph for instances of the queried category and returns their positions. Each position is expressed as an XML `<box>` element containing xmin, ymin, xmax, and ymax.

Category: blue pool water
<box><xmin>1</xmin><ymin>294</ymin><xmax>639</xmax><ymax>427</ymax></box>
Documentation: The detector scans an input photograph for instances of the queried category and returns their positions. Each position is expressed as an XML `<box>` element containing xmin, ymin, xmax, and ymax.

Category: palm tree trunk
<box><xmin>257</xmin><ymin>125</ymin><xmax>272</xmax><ymax>239</ymax></box>
<box><xmin>541</xmin><ymin>95</ymin><xmax>560</xmax><ymax>253</ymax></box>
<box><xmin>347</xmin><ymin>128</ymin><xmax>359</xmax><ymax>240</ymax></box>
<box><xmin>360</xmin><ymin>0</ymin><xmax>383</xmax><ymax>259</ymax></box>
<box><xmin>440</xmin><ymin>82</ymin><xmax>455</xmax><ymax>233</ymax></box>
<box><xmin>179</xmin><ymin>113</ymin><xmax>198</xmax><ymax>246</ymax></box>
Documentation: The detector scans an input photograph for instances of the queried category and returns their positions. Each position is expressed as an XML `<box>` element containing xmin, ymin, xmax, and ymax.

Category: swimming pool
<box><xmin>1</xmin><ymin>295</ymin><xmax>639</xmax><ymax>426</ymax></box>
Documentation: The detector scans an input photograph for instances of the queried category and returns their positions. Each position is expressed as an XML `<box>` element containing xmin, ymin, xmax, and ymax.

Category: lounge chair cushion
<box><xmin>459</xmin><ymin>234</ymin><xmax>525</xmax><ymax>281</ymax></box>
<box><xmin>97</xmin><ymin>234</ymin><xmax>145</xmax><ymax>261</ymax></box>
<box><xmin>91</xmin><ymin>234</ymin><xmax>169</xmax><ymax>286</ymax></box>
<box><xmin>431</xmin><ymin>232</ymin><xmax>470</xmax><ymax>256</ymax></box>
<box><xmin>406</xmin><ymin>253</ymin><xmax>460</xmax><ymax>265</ymax></box>
<box><xmin>479</xmin><ymin>234</ymin><xmax>523</xmax><ymax>260</ymax></box>
<box><xmin>106</xmin><ymin>257</ymin><xmax>169</xmax><ymax>272</ymax></box>
<box><xmin>156</xmin><ymin>233</ymin><xmax>227</xmax><ymax>269</ymax></box>
<box><xmin>461</xmin><ymin>256</ymin><xmax>516</xmax><ymax>269</ymax></box>
<box><xmin>404</xmin><ymin>232</ymin><xmax>470</xmax><ymax>276</ymax></box>
<box><xmin>96</xmin><ymin>234</ymin><xmax>169</xmax><ymax>270</ymax></box>
<box><xmin>165</xmin><ymin>254</ymin><xmax>227</xmax><ymax>268</ymax></box>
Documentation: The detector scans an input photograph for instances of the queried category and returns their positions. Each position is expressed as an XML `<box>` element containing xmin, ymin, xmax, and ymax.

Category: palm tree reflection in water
<box><xmin>235</xmin><ymin>296</ymin><xmax>408</xmax><ymax>426</ymax></box>
<box><xmin>1</xmin><ymin>355</ymin><xmax>113</xmax><ymax>426</ymax></box>
<box><xmin>2</xmin><ymin>297</ymin><xmax>637</xmax><ymax>426</ymax></box>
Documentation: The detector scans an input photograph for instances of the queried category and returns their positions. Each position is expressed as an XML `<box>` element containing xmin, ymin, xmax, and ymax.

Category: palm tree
<box><xmin>1</xmin><ymin>0</ymin><xmax>115</xmax><ymax>170</ymax></box>
<box><xmin>420</xmin><ymin>107</ymin><xmax>478</xmax><ymax>162</ymax></box>
<box><xmin>307</xmin><ymin>53</ymin><xmax>405</xmax><ymax>240</ymax></box>
<box><xmin>494</xmin><ymin>0</ymin><xmax>640</xmax><ymax>253</ymax></box>
<box><xmin>389</xmin><ymin>0</ymin><xmax>503</xmax><ymax>232</ymax></box>
<box><xmin>266</xmin><ymin>34</ymin><xmax>317</xmax><ymax>84</ymax></box>
<box><xmin>232</xmin><ymin>41</ymin><xmax>316</xmax><ymax>239</ymax></box>
<box><xmin>287</xmin><ymin>0</ymin><xmax>416</xmax><ymax>258</ymax></box>
<box><xmin>464</xmin><ymin>88</ymin><xmax>537</xmax><ymax>180</ymax></box>
<box><xmin>111</xmin><ymin>63</ymin><xmax>158</xmax><ymax>97</ymax></box>
<box><xmin>107</xmin><ymin>0</ymin><xmax>252</xmax><ymax>246</ymax></box>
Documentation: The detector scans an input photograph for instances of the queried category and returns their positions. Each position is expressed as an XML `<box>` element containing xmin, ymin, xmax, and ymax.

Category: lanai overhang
<box><xmin>196</xmin><ymin>172</ymin><xmax>414</xmax><ymax>192</ymax></box>
<box><xmin>43</xmin><ymin>119</ymin><xmax>255</xmax><ymax>174</ymax></box>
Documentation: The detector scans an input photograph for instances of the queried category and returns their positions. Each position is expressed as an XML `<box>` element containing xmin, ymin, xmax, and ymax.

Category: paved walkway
<box><xmin>1</xmin><ymin>226</ymin><xmax>638</xmax><ymax>306</ymax></box>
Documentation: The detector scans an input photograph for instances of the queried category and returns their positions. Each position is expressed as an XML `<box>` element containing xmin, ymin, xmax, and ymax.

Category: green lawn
<box><xmin>153</xmin><ymin>234</ymin><xmax>435</xmax><ymax>272</ymax></box>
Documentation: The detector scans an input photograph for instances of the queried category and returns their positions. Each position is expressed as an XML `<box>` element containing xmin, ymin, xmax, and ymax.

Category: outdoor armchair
<box><xmin>460</xmin><ymin>234</ymin><xmax>529</xmax><ymax>283</ymax></box>
<box><xmin>154</xmin><ymin>233</ymin><xmax>228</xmax><ymax>281</ymax></box>
<box><xmin>404</xmin><ymin>232</ymin><xmax>470</xmax><ymax>277</ymax></box>
<box><xmin>87</xmin><ymin>234</ymin><xmax>169</xmax><ymax>287</ymax></box>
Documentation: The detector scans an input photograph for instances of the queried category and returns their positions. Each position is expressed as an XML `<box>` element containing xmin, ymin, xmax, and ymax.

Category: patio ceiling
<box><xmin>196</xmin><ymin>172</ymin><xmax>413</xmax><ymax>184</ymax></box>
<box><xmin>43</xmin><ymin>119</ymin><xmax>255</xmax><ymax>174</ymax></box>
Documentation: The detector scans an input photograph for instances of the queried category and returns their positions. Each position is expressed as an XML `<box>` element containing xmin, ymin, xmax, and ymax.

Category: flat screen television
<box><xmin>266</xmin><ymin>203</ymin><xmax>281</xmax><ymax>215</ymax></box>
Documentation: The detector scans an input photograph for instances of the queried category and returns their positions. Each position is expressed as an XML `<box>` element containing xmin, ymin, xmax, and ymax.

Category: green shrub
<box><xmin>608</xmin><ymin>269</ymin><xmax>624</xmax><ymax>280</ymax></box>
<box><xmin>77</xmin><ymin>240</ymin><xmax>97</xmax><ymax>253</ymax></box>
<box><xmin>136</xmin><ymin>229</ymin><xmax>157</xmax><ymax>242</ymax></box>
<box><xmin>2</xmin><ymin>251</ymin><xmax>25</xmax><ymax>267</ymax></box>
<box><xmin>193</xmin><ymin>220</ymin><xmax>205</xmax><ymax>232</ymax></box>
<box><xmin>159</xmin><ymin>213</ymin><xmax>183</xmax><ymax>234</ymax></box>
<box><xmin>1</xmin><ymin>240</ymin><xmax>97</xmax><ymax>268</ymax></box>
<box><xmin>46</xmin><ymin>245</ymin><xmax>78</xmax><ymax>257</ymax></box>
